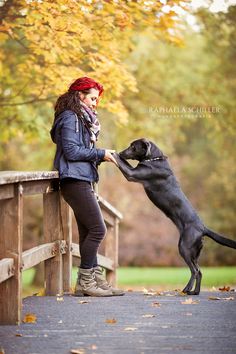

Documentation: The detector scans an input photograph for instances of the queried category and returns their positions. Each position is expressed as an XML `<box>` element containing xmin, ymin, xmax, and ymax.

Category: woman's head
<box><xmin>54</xmin><ymin>77</ymin><xmax>103</xmax><ymax>117</ymax></box>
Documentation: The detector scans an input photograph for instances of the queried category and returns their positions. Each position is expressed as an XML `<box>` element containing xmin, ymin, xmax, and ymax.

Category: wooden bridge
<box><xmin>0</xmin><ymin>171</ymin><xmax>122</xmax><ymax>325</ymax></box>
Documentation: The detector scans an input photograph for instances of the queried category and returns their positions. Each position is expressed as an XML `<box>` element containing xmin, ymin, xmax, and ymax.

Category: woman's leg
<box><xmin>60</xmin><ymin>180</ymin><xmax>106</xmax><ymax>269</ymax></box>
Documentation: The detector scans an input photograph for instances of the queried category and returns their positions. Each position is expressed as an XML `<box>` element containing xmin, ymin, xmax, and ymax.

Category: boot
<box><xmin>94</xmin><ymin>266</ymin><xmax>125</xmax><ymax>296</ymax></box>
<box><xmin>74</xmin><ymin>268</ymin><xmax>113</xmax><ymax>297</ymax></box>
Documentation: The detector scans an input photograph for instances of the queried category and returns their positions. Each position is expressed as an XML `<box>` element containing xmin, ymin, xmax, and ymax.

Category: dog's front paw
<box><xmin>111</xmin><ymin>152</ymin><xmax>121</xmax><ymax>167</ymax></box>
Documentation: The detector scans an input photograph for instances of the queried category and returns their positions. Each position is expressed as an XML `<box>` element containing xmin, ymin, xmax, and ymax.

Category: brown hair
<box><xmin>54</xmin><ymin>89</ymin><xmax>91</xmax><ymax>119</ymax></box>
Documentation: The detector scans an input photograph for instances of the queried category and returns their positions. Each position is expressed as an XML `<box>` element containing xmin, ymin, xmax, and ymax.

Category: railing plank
<box><xmin>0</xmin><ymin>184</ymin><xmax>23</xmax><ymax>325</ymax></box>
<box><xmin>0</xmin><ymin>258</ymin><xmax>14</xmax><ymax>283</ymax></box>
<box><xmin>22</xmin><ymin>242</ymin><xmax>66</xmax><ymax>271</ymax></box>
<box><xmin>60</xmin><ymin>195</ymin><xmax>72</xmax><ymax>292</ymax></box>
<box><xmin>43</xmin><ymin>192</ymin><xmax>63</xmax><ymax>296</ymax></box>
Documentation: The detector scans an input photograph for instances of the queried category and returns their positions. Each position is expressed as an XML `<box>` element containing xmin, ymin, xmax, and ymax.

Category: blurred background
<box><xmin>0</xmin><ymin>0</ymin><xmax>235</xmax><ymax>294</ymax></box>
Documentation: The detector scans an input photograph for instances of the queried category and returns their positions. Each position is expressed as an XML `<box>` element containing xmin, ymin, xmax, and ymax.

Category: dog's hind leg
<box><xmin>179</xmin><ymin>235</ymin><xmax>203</xmax><ymax>295</ymax></box>
<box><xmin>189</xmin><ymin>242</ymin><xmax>203</xmax><ymax>295</ymax></box>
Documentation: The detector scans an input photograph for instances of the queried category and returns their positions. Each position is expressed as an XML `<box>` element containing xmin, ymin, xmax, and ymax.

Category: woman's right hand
<box><xmin>103</xmin><ymin>149</ymin><xmax>118</xmax><ymax>165</ymax></box>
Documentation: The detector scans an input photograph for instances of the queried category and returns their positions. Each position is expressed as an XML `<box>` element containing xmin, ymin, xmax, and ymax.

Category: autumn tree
<box><xmin>0</xmin><ymin>0</ymin><xmax>188</xmax><ymax>144</ymax></box>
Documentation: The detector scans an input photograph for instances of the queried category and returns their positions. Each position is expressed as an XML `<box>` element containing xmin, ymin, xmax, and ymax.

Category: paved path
<box><xmin>0</xmin><ymin>291</ymin><xmax>235</xmax><ymax>354</ymax></box>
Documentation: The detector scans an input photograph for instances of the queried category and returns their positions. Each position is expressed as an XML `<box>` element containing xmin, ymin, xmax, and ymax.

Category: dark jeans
<box><xmin>60</xmin><ymin>178</ymin><xmax>107</xmax><ymax>269</ymax></box>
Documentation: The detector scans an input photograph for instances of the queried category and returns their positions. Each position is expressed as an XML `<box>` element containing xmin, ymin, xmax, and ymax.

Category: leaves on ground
<box><xmin>219</xmin><ymin>286</ymin><xmax>231</xmax><ymax>292</ymax></box>
<box><xmin>15</xmin><ymin>333</ymin><xmax>23</xmax><ymax>337</ymax></box>
<box><xmin>57</xmin><ymin>296</ymin><xmax>64</xmax><ymax>302</ymax></box>
<box><xmin>151</xmin><ymin>302</ymin><xmax>161</xmax><ymax>307</ymax></box>
<box><xmin>105</xmin><ymin>318</ymin><xmax>117</xmax><ymax>324</ymax></box>
<box><xmin>142</xmin><ymin>314</ymin><xmax>155</xmax><ymax>318</ymax></box>
<box><xmin>181</xmin><ymin>298</ymin><xmax>199</xmax><ymax>305</ymax></box>
<box><xmin>70</xmin><ymin>349</ymin><xmax>85</xmax><ymax>354</ymax></box>
<box><xmin>78</xmin><ymin>300</ymin><xmax>90</xmax><ymax>304</ymax></box>
<box><xmin>124</xmin><ymin>327</ymin><xmax>138</xmax><ymax>331</ymax></box>
<box><xmin>34</xmin><ymin>289</ymin><xmax>45</xmax><ymax>296</ymax></box>
<box><xmin>208</xmin><ymin>296</ymin><xmax>234</xmax><ymax>301</ymax></box>
<box><xmin>23</xmin><ymin>313</ymin><xmax>37</xmax><ymax>323</ymax></box>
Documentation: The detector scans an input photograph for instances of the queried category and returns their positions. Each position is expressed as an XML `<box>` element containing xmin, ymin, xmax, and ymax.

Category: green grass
<box><xmin>116</xmin><ymin>267</ymin><xmax>236</xmax><ymax>288</ymax></box>
<box><xmin>22</xmin><ymin>266</ymin><xmax>236</xmax><ymax>297</ymax></box>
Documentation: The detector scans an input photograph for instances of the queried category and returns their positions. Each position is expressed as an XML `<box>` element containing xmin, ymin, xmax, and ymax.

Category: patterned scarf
<box><xmin>79</xmin><ymin>100</ymin><xmax>101</xmax><ymax>143</ymax></box>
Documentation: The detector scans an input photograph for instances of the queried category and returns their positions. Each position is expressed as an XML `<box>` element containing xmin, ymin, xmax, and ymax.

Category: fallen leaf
<box><xmin>185</xmin><ymin>312</ymin><xmax>192</xmax><ymax>316</ymax></box>
<box><xmin>152</xmin><ymin>302</ymin><xmax>161</xmax><ymax>307</ymax></box>
<box><xmin>124</xmin><ymin>327</ymin><xmax>138</xmax><ymax>331</ymax></box>
<box><xmin>161</xmin><ymin>325</ymin><xmax>169</xmax><ymax>328</ymax></box>
<box><xmin>34</xmin><ymin>289</ymin><xmax>45</xmax><ymax>296</ymax></box>
<box><xmin>23</xmin><ymin>313</ymin><xmax>37</xmax><ymax>323</ymax></box>
<box><xmin>105</xmin><ymin>318</ymin><xmax>117</xmax><ymax>324</ymax></box>
<box><xmin>219</xmin><ymin>286</ymin><xmax>230</xmax><ymax>292</ymax></box>
<box><xmin>177</xmin><ymin>291</ymin><xmax>187</xmax><ymax>297</ymax></box>
<box><xmin>57</xmin><ymin>297</ymin><xmax>64</xmax><ymax>302</ymax></box>
<box><xmin>70</xmin><ymin>349</ymin><xmax>85</xmax><ymax>354</ymax></box>
<box><xmin>127</xmin><ymin>289</ymin><xmax>133</xmax><ymax>292</ymax></box>
<box><xmin>181</xmin><ymin>298</ymin><xmax>199</xmax><ymax>305</ymax></box>
<box><xmin>91</xmin><ymin>344</ymin><xmax>97</xmax><ymax>350</ymax></box>
<box><xmin>15</xmin><ymin>333</ymin><xmax>23</xmax><ymax>337</ymax></box>
<box><xmin>0</xmin><ymin>349</ymin><xmax>5</xmax><ymax>354</ymax></box>
<box><xmin>143</xmin><ymin>288</ymin><xmax>156</xmax><ymax>296</ymax></box>
<box><xmin>78</xmin><ymin>300</ymin><xmax>90</xmax><ymax>304</ymax></box>
<box><xmin>208</xmin><ymin>296</ymin><xmax>234</xmax><ymax>301</ymax></box>
<box><xmin>142</xmin><ymin>314</ymin><xmax>155</xmax><ymax>318</ymax></box>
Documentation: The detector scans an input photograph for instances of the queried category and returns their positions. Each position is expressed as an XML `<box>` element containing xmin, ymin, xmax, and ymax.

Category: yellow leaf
<box><xmin>105</xmin><ymin>318</ymin><xmax>117</xmax><ymax>324</ymax></box>
<box><xmin>23</xmin><ymin>313</ymin><xmax>37</xmax><ymax>323</ymax></box>
<box><xmin>181</xmin><ymin>298</ymin><xmax>199</xmax><ymax>305</ymax></box>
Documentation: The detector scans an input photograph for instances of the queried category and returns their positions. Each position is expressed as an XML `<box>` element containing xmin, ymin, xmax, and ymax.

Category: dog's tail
<box><xmin>204</xmin><ymin>228</ymin><xmax>236</xmax><ymax>249</ymax></box>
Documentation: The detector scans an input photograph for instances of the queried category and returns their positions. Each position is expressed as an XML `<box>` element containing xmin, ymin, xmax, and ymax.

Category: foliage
<box><xmin>0</xmin><ymin>0</ymin><xmax>187</xmax><ymax>143</ymax></box>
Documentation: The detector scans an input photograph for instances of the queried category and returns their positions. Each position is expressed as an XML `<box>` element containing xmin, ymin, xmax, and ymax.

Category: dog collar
<box><xmin>145</xmin><ymin>156</ymin><xmax>167</xmax><ymax>162</ymax></box>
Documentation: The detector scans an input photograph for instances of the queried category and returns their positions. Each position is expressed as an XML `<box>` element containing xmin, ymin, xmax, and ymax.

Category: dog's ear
<box><xmin>142</xmin><ymin>139</ymin><xmax>152</xmax><ymax>158</ymax></box>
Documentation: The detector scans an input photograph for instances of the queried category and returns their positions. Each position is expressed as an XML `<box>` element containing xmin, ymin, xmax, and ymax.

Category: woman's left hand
<box><xmin>104</xmin><ymin>149</ymin><xmax>118</xmax><ymax>165</ymax></box>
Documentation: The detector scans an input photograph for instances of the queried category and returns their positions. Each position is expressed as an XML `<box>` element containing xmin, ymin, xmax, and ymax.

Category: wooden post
<box><xmin>0</xmin><ymin>184</ymin><xmax>23</xmax><ymax>325</ymax></box>
<box><xmin>43</xmin><ymin>191</ymin><xmax>63</xmax><ymax>295</ymax></box>
<box><xmin>60</xmin><ymin>193</ymin><xmax>72</xmax><ymax>293</ymax></box>
<box><xmin>105</xmin><ymin>217</ymin><xmax>119</xmax><ymax>286</ymax></box>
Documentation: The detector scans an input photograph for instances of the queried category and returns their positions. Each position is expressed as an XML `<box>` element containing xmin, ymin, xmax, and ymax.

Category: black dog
<box><xmin>113</xmin><ymin>138</ymin><xmax>236</xmax><ymax>295</ymax></box>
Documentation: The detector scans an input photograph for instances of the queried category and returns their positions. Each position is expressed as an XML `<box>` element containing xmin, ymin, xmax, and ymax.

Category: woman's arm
<box><xmin>61</xmin><ymin>111</ymin><xmax>105</xmax><ymax>162</ymax></box>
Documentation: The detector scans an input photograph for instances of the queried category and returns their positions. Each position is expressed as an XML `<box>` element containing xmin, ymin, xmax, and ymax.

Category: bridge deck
<box><xmin>0</xmin><ymin>291</ymin><xmax>235</xmax><ymax>354</ymax></box>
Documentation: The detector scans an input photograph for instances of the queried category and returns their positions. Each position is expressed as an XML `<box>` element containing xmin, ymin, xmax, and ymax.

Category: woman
<box><xmin>50</xmin><ymin>77</ymin><xmax>124</xmax><ymax>297</ymax></box>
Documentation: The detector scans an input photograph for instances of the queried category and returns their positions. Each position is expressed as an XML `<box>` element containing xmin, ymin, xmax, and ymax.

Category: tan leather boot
<box><xmin>94</xmin><ymin>266</ymin><xmax>125</xmax><ymax>296</ymax></box>
<box><xmin>74</xmin><ymin>268</ymin><xmax>113</xmax><ymax>297</ymax></box>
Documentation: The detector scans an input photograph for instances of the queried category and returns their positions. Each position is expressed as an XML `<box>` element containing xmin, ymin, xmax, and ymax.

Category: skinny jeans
<box><xmin>60</xmin><ymin>178</ymin><xmax>107</xmax><ymax>269</ymax></box>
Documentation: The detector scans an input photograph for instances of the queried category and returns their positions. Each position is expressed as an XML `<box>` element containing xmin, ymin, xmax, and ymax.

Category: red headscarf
<box><xmin>68</xmin><ymin>77</ymin><xmax>104</xmax><ymax>96</ymax></box>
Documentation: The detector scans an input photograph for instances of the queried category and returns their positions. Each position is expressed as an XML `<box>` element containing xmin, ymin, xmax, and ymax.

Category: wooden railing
<box><xmin>0</xmin><ymin>171</ymin><xmax>122</xmax><ymax>325</ymax></box>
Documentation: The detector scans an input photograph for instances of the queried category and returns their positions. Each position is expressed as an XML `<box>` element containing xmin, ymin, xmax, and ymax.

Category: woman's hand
<box><xmin>104</xmin><ymin>149</ymin><xmax>118</xmax><ymax>165</ymax></box>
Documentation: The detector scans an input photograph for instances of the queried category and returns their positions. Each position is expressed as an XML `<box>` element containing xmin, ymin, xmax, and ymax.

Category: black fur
<box><xmin>113</xmin><ymin>138</ymin><xmax>236</xmax><ymax>295</ymax></box>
